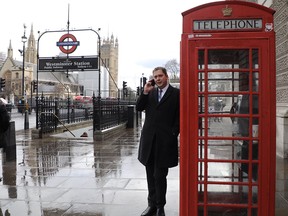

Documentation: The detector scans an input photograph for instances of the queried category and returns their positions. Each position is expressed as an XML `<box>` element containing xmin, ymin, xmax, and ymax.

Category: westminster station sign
<box><xmin>38</xmin><ymin>56</ymin><xmax>98</xmax><ymax>72</ymax></box>
<box><xmin>193</xmin><ymin>19</ymin><xmax>262</xmax><ymax>31</ymax></box>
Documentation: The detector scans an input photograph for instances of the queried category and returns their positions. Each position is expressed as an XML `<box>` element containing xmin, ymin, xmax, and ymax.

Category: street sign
<box><xmin>57</xmin><ymin>33</ymin><xmax>80</xmax><ymax>54</ymax></box>
<box><xmin>38</xmin><ymin>56</ymin><xmax>98</xmax><ymax>71</ymax></box>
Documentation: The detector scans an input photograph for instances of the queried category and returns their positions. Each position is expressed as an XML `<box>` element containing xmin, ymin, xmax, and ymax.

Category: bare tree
<box><xmin>164</xmin><ymin>59</ymin><xmax>180</xmax><ymax>79</ymax></box>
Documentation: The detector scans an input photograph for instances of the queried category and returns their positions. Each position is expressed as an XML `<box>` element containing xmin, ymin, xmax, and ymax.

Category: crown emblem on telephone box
<box><xmin>222</xmin><ymin>5</ymin><xmax>232</xmax><ymax>17</ymax></box>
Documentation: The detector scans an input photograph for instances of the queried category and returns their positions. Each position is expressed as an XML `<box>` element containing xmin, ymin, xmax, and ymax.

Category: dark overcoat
<box><xmin>136</xmin><ymin>85</ymin><xmax>180</xmax><ymax>168</ymax></box>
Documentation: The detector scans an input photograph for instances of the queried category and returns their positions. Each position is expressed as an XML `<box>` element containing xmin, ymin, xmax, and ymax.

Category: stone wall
<box><xmin>272</xmin><ymin>0</ymin><xmax>288</xmax><ymax>158</ymax></box>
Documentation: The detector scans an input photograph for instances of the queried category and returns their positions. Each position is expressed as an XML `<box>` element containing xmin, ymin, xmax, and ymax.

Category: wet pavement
<box><xmin>0</xmin><ymin>117</ymin><xmax>288</xmax><ymax>215</ymax></box>
<box><xmin>0</xmin><ymin>125</ymin><xmax>179</xmax><ymax>216</ymax></box>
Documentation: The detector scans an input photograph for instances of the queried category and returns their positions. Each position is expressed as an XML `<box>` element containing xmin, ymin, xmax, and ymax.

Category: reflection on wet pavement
<box><xmin>0</xmin><ymin>127</ymin><xmax>179</xmax><ymax>216</ymax></box>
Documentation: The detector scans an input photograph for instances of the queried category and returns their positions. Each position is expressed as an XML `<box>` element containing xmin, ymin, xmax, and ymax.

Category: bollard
<box><xmin>24</xmin><ymin>110</ymin><xmax>29</xmax><ymax>130</ymax></box>
<box><xmin>127</xmin><ymin>105</ymin><xmax>135</xmax><ymax>128</ymax></box>
<box><xmin>4</xmin><ymin>121</ymin><xmax>16</xmax><ymax>161</ymax></box>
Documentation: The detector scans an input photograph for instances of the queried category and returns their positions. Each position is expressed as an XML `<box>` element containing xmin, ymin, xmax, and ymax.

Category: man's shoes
<box><xmin>141</xmin><ymin>206</ymin><xmax>157</xmax><ymax>216</ymax></box>
<box><xmin>156</xmin><ymin>207</ymin><xmax>165</xmax><ymax>216</ymax></box>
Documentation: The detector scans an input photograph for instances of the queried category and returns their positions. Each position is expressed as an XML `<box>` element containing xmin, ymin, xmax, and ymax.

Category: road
<box><xmin>9</xmin><ymin>109</ymin><xmax>36</xmax><ymax>131</ymax></box>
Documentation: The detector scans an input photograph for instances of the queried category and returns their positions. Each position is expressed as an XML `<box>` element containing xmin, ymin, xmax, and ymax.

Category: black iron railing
<box><xmin>36</xmin><ymin>93</ymin><xmax>134</xmax><ymax>135</ymax></box>
<box><xmin>93</xmin><ymin>96</ymin><xmax>130</xmax><ymax>131</ymax></box>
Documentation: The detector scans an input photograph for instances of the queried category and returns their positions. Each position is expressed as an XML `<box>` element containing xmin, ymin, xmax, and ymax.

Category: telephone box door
<box><xmin>180</xmin><ymin>36</ymin><xmax>276</xmax><ymax>216</ymax></box>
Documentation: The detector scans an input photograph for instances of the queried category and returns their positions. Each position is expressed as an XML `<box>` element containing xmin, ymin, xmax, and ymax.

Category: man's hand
<box><xmin>143</xmin><ymin>80</ymin><xmax>155</xmax><ymax>94</ymax></box>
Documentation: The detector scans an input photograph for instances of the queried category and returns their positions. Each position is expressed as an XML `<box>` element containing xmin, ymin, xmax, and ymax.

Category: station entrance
<box><xmin>180</xmin><ymin>1</ymin><xmax>276</xmax><ymax>216</ymax></box>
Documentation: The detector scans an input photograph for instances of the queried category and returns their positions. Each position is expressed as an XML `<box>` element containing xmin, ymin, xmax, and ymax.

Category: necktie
<box><xmin>158</xmin><ymin>89</ymin><xmax>163</xmax><ymax>102</ymax></box>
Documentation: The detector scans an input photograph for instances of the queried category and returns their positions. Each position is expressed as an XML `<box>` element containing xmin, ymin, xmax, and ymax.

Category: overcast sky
<box><xmin>0</xmin><ymin>0</ymin><xmax>215</xmax><ymax>88</ymax></box>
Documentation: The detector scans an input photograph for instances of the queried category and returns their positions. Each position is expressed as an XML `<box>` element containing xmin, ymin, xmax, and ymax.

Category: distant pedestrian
<box><xmin>230</xmin><ymin>102</ymin><xmax>238</xmax><ymax>123</ymax></box>
<box><xmin>136</xmin><ymin>67</ymin><xmax>180</xmax><ymax>216</ymax></box>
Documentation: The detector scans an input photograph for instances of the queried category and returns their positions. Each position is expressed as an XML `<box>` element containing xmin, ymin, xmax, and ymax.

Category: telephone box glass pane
<box><xmin>208</xmin><ymin>161</ymin><xmax>245</xmax><ymax>183</ymax></box>
<box><xmin>252</xmin><ymin>163</ymin><xmax>259</xmax><ymax>181</ymax></box>
<box><xmin>200</xmin><ymin>116</ymin><xmax>249</xmax><ymax>137</ymax></box>
<box><xmin>198</xmin><ymin>116</ymin><xmax>252</xmax><ymax>137</ymax></box>
<box><xmin>198</xmin><ymin>49</ymin><xmax>205</xmax><ymax>69</ymax></box>
<box><xmin>252</xmin><ymin>186</ymin><xmax>258</xmax><ymax>204</ymax></box>
<box><xmin>252</xmin><ymin>95</ymin><xmax>259</xmax><ymax>115</ymax></box>
<box><xmin>252</xmin><ymin>49</ymin><xmax>259</xmax><ymax>69</ymax></box>
<box><xmin>239</xmin><ymin>162</ymin><xmax>259</xmax><ymax>182</ymax></box>
<box><xmin>239</xmin><ymin>72</ymin><xmax>250</xmax><ymax>91</ymax></box>
<box><xmin>198</xmin><ymin>139</ymin><xmax>205</xmax><ymax>159</ymax></box>
<box><xmin>198</xmin><ymin>183</ymin><xmax>250</xmax><ymax>204</ymax></box>
<box><xmin>236</xmin><ymin>96</ymin><xmax>259</xmax><ymax>117</ymax></box>
<box><xmin>204</xmin><ymin>71</ymin><xmax>257</xmax><ymax>92</ymax></box>
<box><xmin>206</xmin><ymin>207</ymin><xmax>251</xmax><ymax>216</ymax></box>
<box><xmin>208</xmin><ymin>95</ymin><xmax>239</xmax><ymax>113</ymax></box>
<box><xmin>198</xmin><ymin>161</ymin><xmax>257</xmax><ymax>183</ymax></box>
<box><xmin>237</xmin><ymin>118</ymin><xmax>250</xmax><ymax>137</ymax></box>
<box><xmin>253</xmin><ymin>72</ymin><xmax>259</xmax><ymax>91</ymax></box>
<box><xmin>202</xmin><ymin>139</ymin><xmax>243</xmax><ymax>160</ymax></box>
<box><xmin>207</xmin><ymin>184</ymin><xmax>249</xmax><ymax>204</ymax></box>
<box><xmin>252</xmin><ymin>118</ymin><xmax>259</xmax><ymax>138</ymax></box>
<box><xmin>198</xmin><ymin>72</ymin><xmax>254</xmax><ymax>92</ymax></box>
<box><xmin>198</xmin><ymin>95</ymin><xmax>205</xmax><ymax>114</ymax></box>
<box><xmin>198</xmin><ymin>72</ymin><xmax>205</xmax><ymax>92</ymax></box>
<box><xmin>207</xmin><ymin>72</ymin><xmax>241</xmax><ymax>92</ymax></box>
<box><xmin>208</xmin><ymin>49</ymin><xmax>249</xmax><ymax>69</ymax></box>
<box><xmin>208</xmin><ymin>96</ymin><xmax>226</xmax><ymax>112</ymax></box>
<box><xmin>239</xmin><ymin>141</ymin><xmax>259</xmax><ymax>181</ymax></box>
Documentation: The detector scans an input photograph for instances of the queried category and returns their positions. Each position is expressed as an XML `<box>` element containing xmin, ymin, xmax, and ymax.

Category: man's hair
<box><xmin>153</xmin><ymin>67</ymin><xmax>168</xmax><ymax>76</ymax></box>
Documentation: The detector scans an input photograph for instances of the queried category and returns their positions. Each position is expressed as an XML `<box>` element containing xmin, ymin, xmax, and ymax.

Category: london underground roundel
<box><xmin>57</xmin><ymin>33</ymin><xmax>80</xmax><ymax>54</ymax></box>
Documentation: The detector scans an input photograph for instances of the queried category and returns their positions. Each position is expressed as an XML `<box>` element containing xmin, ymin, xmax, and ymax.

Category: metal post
<box><xmin>92</xmin><ymin>93</ymin><xmax>96</xmax><ymax>131</ymax></box>
<box><xmin>67</xmin><ymin>93</ymin><xmax>70</xmax><ymax>124</ymax></box>
<box><xmin>24</xmin><ymin>110</ymin><xmax>29</xmax><ymax>130</ymax></box>
<box><xmin>97</xmin><ymin>29</ymin><xmax>101</xmax><ymax>99</ymax></box>
<box><xmin>21</xmin><ymin>25</ymin><xmax>27</xmax><ymax>99</ymax></box>
<box><xmin>21</xmin><ymin>24</ymin><xmax>29</xmax><ymax>130</ymax></box>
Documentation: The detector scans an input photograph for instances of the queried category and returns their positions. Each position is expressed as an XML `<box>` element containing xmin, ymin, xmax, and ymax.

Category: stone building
<box><xmin>100</xmin><ymin>34</ymin><xmax>119</xmax><ymax>98</ymax></box>
<box><xmin>25</xmin><ymin>25</ymin><xmax>37</xmax><ymax>64</ymax></box>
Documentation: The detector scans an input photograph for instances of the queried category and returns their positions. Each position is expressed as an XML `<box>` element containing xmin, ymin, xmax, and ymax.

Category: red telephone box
<box><xmin>180</xmin><ymin>1</ymin><xmax>276</xmax><ymax>216</ymax></box>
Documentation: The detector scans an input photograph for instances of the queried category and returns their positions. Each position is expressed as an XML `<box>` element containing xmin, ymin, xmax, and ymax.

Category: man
<box><xmin>136</xmin><ymin>67</ymin><xmax>180</xmax><ymax>216</ymax></box>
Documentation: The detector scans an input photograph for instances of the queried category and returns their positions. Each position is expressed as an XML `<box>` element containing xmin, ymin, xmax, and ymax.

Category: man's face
<box><xmin>153</xmin><ymin>69</ymin><xmax>168</xmax><ymax>89</ymax></box>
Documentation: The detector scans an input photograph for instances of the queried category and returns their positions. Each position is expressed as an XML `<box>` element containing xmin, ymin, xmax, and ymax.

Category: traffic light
<box><xmin>123</xmin><ymin>81</ymin><xmax>127</xmax><ymax>90</ymax></box>
<box><xmin>33</xmin><ymin>81</ymin><xmax>38</xmax><ymax>92</ymax></box>
<box><xmin>136</xmin><ymin>86</ymin><xmax>140</xmax><ymax>95</ymax></box>
<box><xmin>122</xmin><ymin>81</ymin><xmax>128</xmax><ymax>97</ymax></box>
<box><xmin>142</xmin><ymin>77</ymin><xmax>147</xmax><ymax>87</ymax></box>
<box><xmin>0</xmin><ymin>78</ymin><xmax>5</xmax><ymax>90</ymax></box>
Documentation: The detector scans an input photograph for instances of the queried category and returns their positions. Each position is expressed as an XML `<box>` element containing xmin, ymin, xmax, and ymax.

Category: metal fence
<box><xmin>36</xmin><ymin>93</ymin><xmax>134</xmax><ymax>136</ymax></box>
<box><xmin>93</xmin><ymin>97</ymin><xmax>130</xmax><ymax>130</ymax></box>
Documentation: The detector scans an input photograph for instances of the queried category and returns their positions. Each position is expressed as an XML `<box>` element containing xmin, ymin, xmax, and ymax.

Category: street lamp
<box><xmin>21</xmin><ymin>24</ymin><xmax>27</xmax><ymax>99</ymax></box>
<box><xmin>21</xmin><ymin>24</ymin><xmax>29</xmax><ymax>130</ymax></box>
<box><xmin>95</xmin><ymin>28</ymin><xmax>101</xmax><ymax>99</ymax></box>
